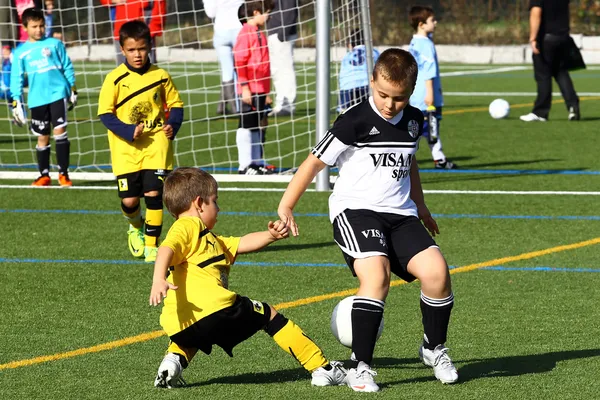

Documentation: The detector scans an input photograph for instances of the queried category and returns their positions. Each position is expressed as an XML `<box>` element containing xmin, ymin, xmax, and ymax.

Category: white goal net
<box><xmin>0</xmin><ymin>0</ymin><xmax>373</xmax><ymax>182</ymax></box>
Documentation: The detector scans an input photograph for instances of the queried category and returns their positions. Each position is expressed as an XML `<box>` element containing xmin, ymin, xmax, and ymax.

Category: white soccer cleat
<box><xmin>311</xmin><ymin>360</ymin><xmax>347</xmax><ymax>386</ymax></box>
<box><xmin>519</xmin><ymin>113</ymin><xmax>547</xmax><ymax>122</ymax></box>
<box><xmin>419</xmin><ymin>344</ymin><xmax>459</xmax><ymax>384</ymax></box>
<box><xmin>346</xmin><ymin>361</ymin><xmax>379</xmax><ymax>392</ymax></box>
<box><xmin>154</xmin><ymin>353</ymin><xmax>186</xmax><ymax>388</ymax></box>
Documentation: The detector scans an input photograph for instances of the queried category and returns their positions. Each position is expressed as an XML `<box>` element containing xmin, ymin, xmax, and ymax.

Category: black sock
<box><xmin>350</xmin><ymin>296</ymin><xmax>385</xmax><ymax>368</ymax></box>
<box><xmin>36</xmin><ymin>145</ymin><xmax>51</xmax><ymax>176</ymax></box>
<box><xmin>55</xmin><ymin>138</ymin><xmax>70</xmax><ymax>175</ymax></box>
<box><xmin>420</xmin><ymin>292</ymin><xmax>454</xmax><ymax>350</ymax></box>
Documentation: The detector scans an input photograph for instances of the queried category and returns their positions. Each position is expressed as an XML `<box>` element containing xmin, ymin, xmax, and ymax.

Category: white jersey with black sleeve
<box><xmin>312</xmin><ymin>97</ymin><xmax>424</xmax><ymax>222</ymax></box>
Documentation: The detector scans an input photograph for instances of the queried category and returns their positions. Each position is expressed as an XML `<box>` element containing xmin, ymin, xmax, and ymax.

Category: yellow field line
<box><xmin>2</xmin><ymin>236</ymin><xmax>600</xmax><ymax>371</ymax></box>
<box><xmin>444</xmin><ymin>96</ymin><xmax>600</xmax><ymax>115</ymax></box>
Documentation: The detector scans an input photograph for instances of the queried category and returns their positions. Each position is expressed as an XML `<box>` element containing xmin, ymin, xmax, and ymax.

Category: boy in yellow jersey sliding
<box><xmin>149</xmin><ymin>167</ymin><xmax>347</xmax><ymax>389</ymax></box>
<box><xmin>98</xmin><ymin>20</ymin><xmax>184</xmax><ymax>263</ymax></box>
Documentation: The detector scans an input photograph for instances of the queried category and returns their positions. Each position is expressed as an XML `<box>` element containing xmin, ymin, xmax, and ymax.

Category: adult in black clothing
<box><xmin>520</xmin><ymin>0</ymin><xmax>580</xmax><ymax>122</ymax></box>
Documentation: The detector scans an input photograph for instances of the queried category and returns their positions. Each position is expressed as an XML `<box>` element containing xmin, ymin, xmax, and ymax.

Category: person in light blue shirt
<box><xmin>338</xmin><ymin>29</ymin><xmax>379</xmax><ymax>112</ymax></box>
<box><xmin>408</xmin><ymin>5</ymin><xmax>457</xmax><ymax>170</ymax></box>
<box><xmin>10</xmin><ymin>8</ymin><xmax>77</xmax><ymax>186</ymax></box>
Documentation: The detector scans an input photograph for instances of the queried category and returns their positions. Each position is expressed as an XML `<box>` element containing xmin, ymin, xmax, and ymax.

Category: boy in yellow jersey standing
<box><xmin>149</xmin><ymin>167</ymin><xmax>347</xmax><ymax>389</ymax></box>
<box><xmin>98</xmin><ymin>20</ymin><xmax>184</xmax><ymax>263</ymax></box>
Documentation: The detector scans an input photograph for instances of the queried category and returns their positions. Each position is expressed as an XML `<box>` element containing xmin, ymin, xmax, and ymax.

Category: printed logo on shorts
<box><xmin>251</xmin><ymin>299</ymin><xmax>265</xmax><ymax>315</ymax></box>
<box><xmin>407</xmin><ymin>120</ymin><xmax>419</xmax><ymax>138</ymax></box>
<box><xmin>31</xmin><ymin>119</ymin><xmax>47</xmax><ymax>131</ymax></box>
<box><xmin>118</xmin><ymin>178</ymin><xmax>128</xmax><ymax>191</ymax></box>
<box><xmin>361</xmin><ymin>229</ymin><xmax>387</xmax><ymax>248</ymax></box>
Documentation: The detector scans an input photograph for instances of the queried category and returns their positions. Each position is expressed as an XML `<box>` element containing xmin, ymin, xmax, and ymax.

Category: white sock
<box><xmin>236</xmin><ymin>128</ymin><xmax>252</xmax><ymax>171</ymax></box>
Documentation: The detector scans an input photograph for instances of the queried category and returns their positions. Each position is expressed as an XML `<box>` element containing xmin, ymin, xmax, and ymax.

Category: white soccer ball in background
<box><xmin>331</xmin><ymin>296</ymin><xmax>384</xmax><ymax>348</ymax></box>
<box><xmin>489</xmin><ymin>98</ymin><xmax>510</xmax><ymax>119</ymax></box>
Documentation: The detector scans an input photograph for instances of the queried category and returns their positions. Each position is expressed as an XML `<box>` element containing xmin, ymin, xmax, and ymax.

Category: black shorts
<box><xmin>170</xmin><ymin>295</ymin><xmax>272</xmax><ymax>357</ymax></box>
<box><xmin>115</xmin><ymin>169</ymin><xmax>170</xmax><ymax>198</ymax></box>
<box><xmin>239</xmin><ymin>94</ymin><xmax>268</xmax><ymax>130</ymax></box>
<box><xmin>30</xmin><ymin>98</ymin><xmax>68</xmax><ymax>136</ymax></box>
<box><xmin>332</xmin><ymin>209</ymin><xmax>437</xmax><ymax>282</ymax></box>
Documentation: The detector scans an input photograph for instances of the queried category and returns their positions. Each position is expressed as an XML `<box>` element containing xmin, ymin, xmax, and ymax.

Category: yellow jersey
<box><xmin>159</xmin><ymin>216</ymin><xmax>241</xmax><ymax>336</ymax></box>
<box><xmin>97</xmin><ymin>63</ymin><xmax>184</xmax><ymax>176</ymax></box>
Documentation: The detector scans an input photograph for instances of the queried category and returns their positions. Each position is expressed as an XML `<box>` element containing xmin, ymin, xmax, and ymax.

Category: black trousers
<box><xmin>532</xmin><ymin>34</ymin><xmax>579</xmax><ymax>119</ymax></box>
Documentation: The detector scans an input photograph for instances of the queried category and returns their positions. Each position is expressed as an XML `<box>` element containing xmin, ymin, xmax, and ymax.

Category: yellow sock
<box><xmin>121</xmin><ymin>202</ymin><xmax>142</xmax><ymax>229</ymax></box>
<box><xmin>272</xmin><ymin>319</ymin><xmax>328</xmax><ymax>372</ymax></box>
<box><xmin>144</xmin><ymin>208</ymin><xmax>163</xmax><ymax>247</ymax></box>
<box><xmin>167</xmin><ymin>341</ymin><xmax>198</xmax><ymax>364</ymax></box>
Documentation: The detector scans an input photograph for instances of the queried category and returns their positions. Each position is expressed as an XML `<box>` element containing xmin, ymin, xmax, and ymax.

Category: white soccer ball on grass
<box><xmin>331</xmin><ymin>296</ymin><xmax>384</xmax><ymax>348</ymax></box>
<box><xmin>489</xmin><ymin>98</ymin><xmax>510</xmax><ymax>119</ymax></box>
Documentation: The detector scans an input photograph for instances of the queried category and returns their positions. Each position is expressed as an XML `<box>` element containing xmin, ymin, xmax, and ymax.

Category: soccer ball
<box><xmin>331</xmin><ymin>296</ymin><xmax>384</xmax><ymax>348</ymax></box>
<box><xmin>488</xmin><ymin>98</ymin><xmax>510</xmax><ymax>119</ymax></box>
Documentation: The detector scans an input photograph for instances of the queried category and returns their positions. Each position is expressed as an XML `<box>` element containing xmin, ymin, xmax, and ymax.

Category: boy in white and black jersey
<box><xmin>278</xmin><ymin>48</ymin><xmax>457</xmax><ymax>392</ymax></box>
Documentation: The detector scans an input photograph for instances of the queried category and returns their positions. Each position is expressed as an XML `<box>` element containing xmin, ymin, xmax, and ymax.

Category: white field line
<box><xmin>445</xmin><ymin>92</ymin><xmax>600</xmax><ymax>96</ymax></box>
<box><xmin>1</xmin><ymin>184</ymin><xmax>600</xmax><ymax>196</ymax></box>
<box><xmin>440</xmin><ymin>66</ymin><xmax>529</xmax><ymax>77</ymax></box>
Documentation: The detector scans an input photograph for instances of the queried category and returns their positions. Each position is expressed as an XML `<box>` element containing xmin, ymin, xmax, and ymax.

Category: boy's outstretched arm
<box><xmin>278</xmin><ymin>153</ymin><xmax>327</xmax><ymax>236</ymax></box>
<box><xmin>149</xmin><ymin>246</ymin><xmax>178</xmax><ymax>306</ymax></box>
<box><xmin>238</xmin><ymin>220</ymin><xmax>289</xmax><ymax>254</ymax></box>
<box><xmin>409</xmin><ymin>156</ymin><xmax>439</xmax><ymax>236</ymax></box>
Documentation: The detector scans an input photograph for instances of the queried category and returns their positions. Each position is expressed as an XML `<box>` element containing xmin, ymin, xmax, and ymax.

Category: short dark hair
<box><xmin>238</xmin><ymin>0</ymin><xmax>274</xmax><ymax>22</ymax></box>
<box><xmin>163</xmin><ymin>168</ymin><xmax>218</xmax><ymax>218</ymax></box>
<box><xmin>119</xmin><ymin>20</ymin><xmax>151</xmax><ymax>46</ymax></box>
<box><xmin>21</xmin><ymin>8</ymin><xmax>44</xmax><ymax>27</ymax></box>
<box><xmin>409</xmin><ymin>5</ymin><xmax>434</xmax><ymax>32</ymax></box>
<box><xmin>373</xmin><ymin>48</ymin><xmax>418</xmax><ymax>89</ymax></box>
<box><xmin>348</xmin><ymin>29</ymin><xmax>364</xmax><ymax>48</ymax></box>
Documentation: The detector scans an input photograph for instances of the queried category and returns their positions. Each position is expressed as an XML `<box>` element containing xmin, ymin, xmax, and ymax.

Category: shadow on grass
<box><xmin>261</xmin><ymin>241</ymin><xmax>336</xmax><ymax>253</ymax></box>
<box><xmin>378</xmin><ymin>349</ymin><xmax>600</xmax><ymax>387</ymax></box>
<box><xmin>185</xmin><ymin>367</ymin><xmax>308</xmax><ymax>387</ymax></box>
<box><xmin>181</xmin><ymin>349</ymin><xmax>600</xmax><ymax>388</ymax></box>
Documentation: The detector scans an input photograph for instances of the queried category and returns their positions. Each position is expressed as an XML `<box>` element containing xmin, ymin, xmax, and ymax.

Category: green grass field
<box><xmin>1</xmin><ymin>63</ymin><xmax>600</xmax><ymax>399</ymax></box>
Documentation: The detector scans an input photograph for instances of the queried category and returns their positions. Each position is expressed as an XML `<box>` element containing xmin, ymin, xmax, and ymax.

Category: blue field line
<box><xmin>0</xmin><ymin>258</ymin><xmax>599</xmax><ymax>274</ymax></box>
<box><xmin>2</xmin><ymin>164</ymin><xmax>600</xmax><ymax>175</ymax></box>
<box><xmin>2</xmin><ymin>208</ymin><xmax>600</xmax><ymax>221</ymax></box>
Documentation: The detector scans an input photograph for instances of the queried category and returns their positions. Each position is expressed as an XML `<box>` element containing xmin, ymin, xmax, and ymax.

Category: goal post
<box><xmin>0</xmin><ymin>0</ymin><xmax>375</xmax><ymax>189</ymax></box>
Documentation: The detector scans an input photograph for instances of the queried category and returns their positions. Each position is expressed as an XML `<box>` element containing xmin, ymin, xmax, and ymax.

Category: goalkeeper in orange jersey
<box><xmin>149</xmin><ymin>167</ymin><xmax>347</xmax><ymax>388</ymax></box>
<box><xmin>97</xmin><ymin>20</ymin><xmax>184</xmax><ymax>263</ymax></box>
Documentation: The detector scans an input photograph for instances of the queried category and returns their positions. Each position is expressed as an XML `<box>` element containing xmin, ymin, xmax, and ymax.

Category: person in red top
<box><xmin>233</xmin><ymin>0</ymin><xmax>274</xmax><ymax>175</ymax></box>
<box><xmin>101</xmin><ymin>0</ymin><xmax>166</xmax><ymax>63</ymax></box>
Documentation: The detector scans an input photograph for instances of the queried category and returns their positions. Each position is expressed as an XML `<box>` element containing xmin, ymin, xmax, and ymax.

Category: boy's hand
<box><xmin>424</xmin><ymin>91</ymin><xmax>434</xmax><ymax>108</ymax></box>
<box><xmin>265</xmin><ymin>95</ymin><xmax>273</xmax><ymax>105</ymax></box>
<box><xmin>417</xmin><ymin>204</ymin><xmax>440</xmax><ymax>237</ymax></box>
<box><xmin>277</xmin><ymin>206</ymin><xmax>298</xmax><ymax>237</ymax></box>
<box><xmin>149</xmin><ymin>279</ymin><xmax>178</xmax><ymax>306</ymax></box>
<box><xmin>133</xmin><ymin>123</ymin><xmax>144</xmax><ymax>140</ymax></box>
<box><xmin>268</xmin><ymin>220</ymin><xmax>289</xmax><ymax>240</ymax></box>
<box><xmin>241</xmin><ymin>86</ymin><xmax>252</xmax><ymax>105</ymax></box>
<box><xmin>163</xmin><ymin>124</ymin><xmax>174</xmax><ymax>139</ymax></box>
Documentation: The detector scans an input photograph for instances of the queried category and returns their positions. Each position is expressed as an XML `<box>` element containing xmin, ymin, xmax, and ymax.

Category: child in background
<box><xmin>408</xmin><ymin>5</ymin><xmax>458</xmax><ymax>170</ymax></box>
<box><xmin>150</xmin><ymin>167</ymin><xmax>347</xmax><ymax>388</ymax></box>
<box><xmin>338</xmin><ymin>29</ymin><xmax>379</xmax><ymax>113</ymax></box>
<box><xmin>10</xmin><ymin>8</ymin><xmax>77</xmax><ymax>186</ymax></box>
<box><xmin>97</xmin><ymin>20</ymin><xmax>184</xmax><ymax>262</ymax></box>
<box><xmin>234</xmin><ymin>0</ymin><xmax>274</xmax><ymax>175</ymax></box>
